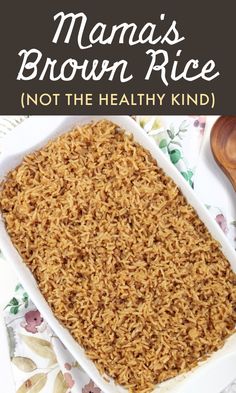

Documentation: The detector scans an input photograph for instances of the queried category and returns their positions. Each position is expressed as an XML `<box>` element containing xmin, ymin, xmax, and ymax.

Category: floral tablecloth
<box><xmin>1</xmin><ymin>115</ymin><xmax>236</xmax><ymax>393</ymax></box>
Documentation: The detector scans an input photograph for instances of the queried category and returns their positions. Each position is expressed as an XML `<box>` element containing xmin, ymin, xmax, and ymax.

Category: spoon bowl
<box><xmin>210</xmin><ymin>116</ymin><xmax>236</xmax><ymax>191</ymax></box>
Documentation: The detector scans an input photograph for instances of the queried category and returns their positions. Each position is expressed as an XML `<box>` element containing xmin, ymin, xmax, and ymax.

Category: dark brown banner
<box><xmin>0</xmin><ymin>0</ymin><xmax>235</xmax><ymax>114</ymax></box>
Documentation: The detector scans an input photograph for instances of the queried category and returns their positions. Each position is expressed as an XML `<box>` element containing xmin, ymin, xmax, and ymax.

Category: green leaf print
<box><xmin>24</xmin><ymin>300</ymin><xmax>29</xmax><ymax>308</ymax></box>
<box><xmin>159</xmin><ymin>139</ymin><xmax>167</xmax><ymax>148</ymax></box>
<box><xmin>181</xmin><ymin>171</ymin><xmax>189</xmax><ymax>181</ymax></box>
<box><xmin>187</xmin><ymin>170</ymin><xmax>194</xmax><ymax>187</ymax></box>
<box><xmin>5</xmin><ymin>297</ymin><xmax>20</xmax><ymax>312</ymax></box>
<box><xmin>22</xmin><ymin>292</ymin><xmax>29</xmax><ymax>308</ymax></box>
<box><xmin>187</xmin><ymin>170</ymin><xmax>193</xmax><ymax>179</ymax></box>
<box><xmin>170</xmin><ymin>149</ymin><xmax>181</xmax><ymax>164</ymax></box>
<box><xmin>181</xmin><ymin>170</ymin><xmax>194</xmax><ymax>187</ymax></box>
<box><xmin>10</xmin><ymin>306</ymin><xmax>19</xmax><ymax>315</ymax></box>
<box><xmin>15</xmin><ymin>283</ymin><xmax>23</xmax><ymax>291</ymax></box>
<box><xmin>167</xmin><ymin>129</ymin><xmax>175</xmax><ymax>139</ymax></box>
<box><xmin>179</xmin><ymin>120</ymin><xmax>189</xmax><ymax>131</ymax></box>
<box><xmin>10</xmin><ymin>297</ymin><xmax>19</xmax><ymax>306</ymax></box>
<box><xmin>7</xmin><ymin>327</ymin><xmax>17</xmax><ymax>359</ymax></box>
<box><xmin>231</xmin><ymin>221</ymin><xmax>236</xmax><ymax>227</ymax></box>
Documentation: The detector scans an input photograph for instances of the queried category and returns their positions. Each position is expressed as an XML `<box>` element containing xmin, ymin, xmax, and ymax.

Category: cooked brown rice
<box><xmin>0</xmin><ymin>120</ymin><xmax>236</xmax><ymax>393</ymax></box>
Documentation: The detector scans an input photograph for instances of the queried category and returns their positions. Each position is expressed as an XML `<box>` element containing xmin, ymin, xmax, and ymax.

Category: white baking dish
<box><xmin>0</xmin><ymin>116</ymin><xmax>235</xmax><ymax>393</ymax></box>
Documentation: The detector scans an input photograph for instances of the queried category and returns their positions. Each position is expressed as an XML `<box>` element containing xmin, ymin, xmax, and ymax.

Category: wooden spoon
<box><xmin>210</xmin><ymin>116</ymin><xmax>236</xmax><ymax>192</ymax></box>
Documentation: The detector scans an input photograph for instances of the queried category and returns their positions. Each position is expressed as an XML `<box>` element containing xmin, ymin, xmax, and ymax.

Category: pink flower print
<box><xmin>82</xmin><ymin>380</ymin><xmax>101</xmax><ymax>393</ymax></box>
<box><xmin>22</xmin><ymin>310</ymin><xmax>43</xmax><ymax>333</ymax></box>
<box><xmin>216</xmin><ymin>214</ymin><xmax>228</xmax><ymax>234</ymax></box>
<box><xmin>192</xmin><ymin>116</ymin><xmax>206</xmax><ymax>135</ymax></box>
<box><xmin>64</xmin><ymin>362</ymin><xmax>72</xmax><ymax>370</ymax></box>
<box><xmin>64</xmin><ymin>372</ymin><xmax>75</xmax><ymax>388</ymax></box>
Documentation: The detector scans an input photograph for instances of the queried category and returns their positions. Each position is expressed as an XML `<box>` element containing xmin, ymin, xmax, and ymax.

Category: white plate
<box><xmin>0</xmin><ymin>116</ymin><xmax>236</xmax><ymax>393</ymax></box>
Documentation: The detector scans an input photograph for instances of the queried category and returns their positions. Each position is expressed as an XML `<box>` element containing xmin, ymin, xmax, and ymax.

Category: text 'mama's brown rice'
<box><xmin>0</xmin><ymin>120</ymin><xmax>236</xmax><ymax>393</ymax></box>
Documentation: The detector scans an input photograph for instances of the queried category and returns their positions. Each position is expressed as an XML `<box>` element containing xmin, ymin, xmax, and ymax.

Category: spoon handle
<box><xmin>226</xmin><ymin>167</ymin><xmax>236</xmax><ymax>192</ymax></box>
